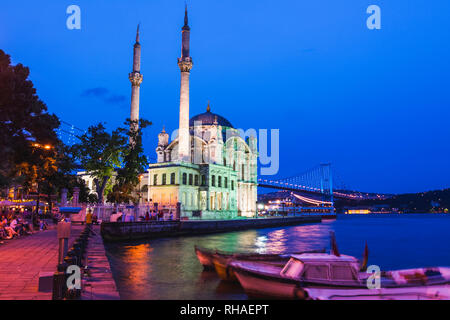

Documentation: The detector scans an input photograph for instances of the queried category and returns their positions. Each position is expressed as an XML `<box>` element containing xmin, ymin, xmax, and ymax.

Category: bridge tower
<box><xmin>320</xmin><ymin>163</ymin><xmax>333</xmax><ymax>205</ymax></box>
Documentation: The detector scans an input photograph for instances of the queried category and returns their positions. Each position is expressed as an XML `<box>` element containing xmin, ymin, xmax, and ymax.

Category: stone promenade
<box><xmin>81</xmin><ymin>225</ymin><xmax>120</xmax><ymax>300</ymax></box>
<box><xmin>0</xmin><ymin>225</ymin><xmax>83</xmax><ymax>300</ymax></box>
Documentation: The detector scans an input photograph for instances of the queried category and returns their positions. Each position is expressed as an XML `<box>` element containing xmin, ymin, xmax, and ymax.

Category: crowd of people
<box><xmin>142</xmin><ymin>210</ymin><xmax>174</xmax><ymax>221</ymax></box>
<box><xmin>0</xmin><ymin>208</ymin><xmax>48</xmax><ymax>242</ymax></box>
<box><xmin>107</xmin><ymin>209</ymin><xmax>175</xmax><ymax>222</ymax></box>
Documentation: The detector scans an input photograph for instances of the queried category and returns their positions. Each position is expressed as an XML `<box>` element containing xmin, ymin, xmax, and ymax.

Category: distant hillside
<box><xmin>335</xmin><ymin>188</ymin><xmax>450</xmax><ymax>213</ymax></box>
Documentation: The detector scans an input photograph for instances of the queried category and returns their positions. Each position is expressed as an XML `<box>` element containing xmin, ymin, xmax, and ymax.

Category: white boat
<box><xmin>304</xmin><ymin>285</ymin><xmax>450</xmax><ymax>300</ymax></box>
<box><xmin>231</xmin><ymin>253</ymin><xmax>362</xmax><ymax>299</ymax></box>
<box><xmin>231</xmin><ymin>252</ymin><xmax>450</xmax><ymax>300</ymax></box>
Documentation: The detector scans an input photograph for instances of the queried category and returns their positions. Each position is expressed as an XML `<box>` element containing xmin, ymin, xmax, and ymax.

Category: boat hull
<box><xmin>232</xmin><ymin>265</ymin><xmax>305</xmax><ymax>299</ymax></box>
<box><xmin>195</xmin><ymin>246</ymin><xmax>323</xmax><ymax>274</ymax></box>
<box><xmin>194</xmin><ymin>246</ymin><xmax>215</xmax><ymax>270</ymax></box>
<box><xmin>305</xmin><ymin>285</ymin><xmax>450</xmax><ymax>300</ymax></box>
<box><xmin>232</xmin><ymin>261</ymin><xmax>450</xmax><ymax>300</ymax></box>
<box><xmin>213</xmin><ymin>255</ymin><xmax>288</xmax><ymax>283</ymax></box>
<box><xmin>213</xmin><ymin>255</ymin><xmax>238</xmax><ymax>282</ymax></box>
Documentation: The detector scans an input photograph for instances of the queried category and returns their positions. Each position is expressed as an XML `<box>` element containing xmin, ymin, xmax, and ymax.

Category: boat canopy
<box><xmin>290</xmin><ymin>253</ymin><xmax>359</xmax><ymax>263</ymax></box>
<box><xmin>281</xmin><ymin>253</ymin><xmax>361</xmax><ymax>281</ymax></box>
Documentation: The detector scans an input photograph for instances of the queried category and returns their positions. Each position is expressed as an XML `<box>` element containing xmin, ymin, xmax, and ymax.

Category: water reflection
<box><xmin>266</xmin><ymin>229</ymin><xmax>287</xmax><ymax>253</ymax></box>
<box><xmin>254</xmin><ymin>236</ymin><xmax>268</xmax><ymax>253</ymax></box>
<box><xmin>105</xmin><ymin>214</ymin><xmax>450</xmax><ymax>300</ymax></box>
<box><xmin>110</xmin><ymin>243</ymin><xmax>153</xmax><ymax>298</ymax></box>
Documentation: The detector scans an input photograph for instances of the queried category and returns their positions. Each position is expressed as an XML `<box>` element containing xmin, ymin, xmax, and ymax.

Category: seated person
<box><xmin>39</xmin><ymin>219</ymin><xmax>48</xmax><ymax>230</ymax></box>
<box><xmin>0</xmin><ymin>217</ymin><xmax>18</xmax><ymax>239</ymax></box>
<box><xmin>9</xmin><ymin>217</ymin><xmax>18</xmax><ymax>231</ymax></box>
<box><xmin>17</xmin><ymin>217</ymin><xmax>32</xmax><ymax>235</ymax></box>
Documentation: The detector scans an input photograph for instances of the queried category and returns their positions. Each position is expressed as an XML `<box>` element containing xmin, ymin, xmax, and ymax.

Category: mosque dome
<box><xmin>189</xmin><ymin>102</ymin><xmax>234</xmax><ymax>128</ymax></box>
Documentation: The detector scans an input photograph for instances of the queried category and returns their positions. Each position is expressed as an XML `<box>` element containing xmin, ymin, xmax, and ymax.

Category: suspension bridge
<box><xmin>258</xmin><ymin>164</ymin><xmax>333</xmax><ymax>198</ymax></box>
<box><xmin>257</xmin><ymin>163</ymin><xmax>386</xmax><ymax>213</ymax></box>
<box><xmin>257</xmin><ymin>164</ymin><xmax>334</xmax><ymax>214</ymax></box>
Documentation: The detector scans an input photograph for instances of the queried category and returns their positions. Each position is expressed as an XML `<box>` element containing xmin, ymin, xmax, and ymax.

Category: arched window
<box><xmin>189</xmin><ymin>173</ymin><xmax>193</xmax><ymax>185</ymax></box>
<box><xmin>211</xmin><ymin>175</ymin><xmax>216</xmax><ymax>187</ymax></box>
<box><xmin>224</xmin><ymin>177</ymin><xmax>228</xmax><ymax>188</ymax></box>
<box><xmin>170</xmin><ymin>173</ymin><xmax>176</xmax><ymax>184</ymax></box>
<box><xmin>194</xmin><ymin>175</ymin><xmax>199</xmax><ymax>186</ymax></box>
<box><xmin>201</xmin><ymin>175</ymin><xmax>206</xmax><ymax>186</ymax></box>
<box><xmin>218</xmin><ymin>176</ymin><xmax>222</xmax><ymax>188</ymax></box>
<box><xmin>162</xmin><ymin>173</ymin><xmax>166</xmax><ymax>185</ymax></box>
<box><xmin>182</xmin><ymin>173</ymin><xmax>187</xmax><ymax>185</ymax></box>
<box><xmin>153</xmin><ymin>174</ymin><xmax>158</xmax><ymax>186</ymax></box>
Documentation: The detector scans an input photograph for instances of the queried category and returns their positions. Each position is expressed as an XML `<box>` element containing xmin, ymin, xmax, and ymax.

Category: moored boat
<box><xmin>231</xmin><ymin>252</ymin><xmax>450</xmax><ymax>299</ymax></box>
<box><xmin>211</xmin><ymin>251</ymin><xmax>314</xmax><ymax>282</ymax></box>
<box><xmin>194</xmin><ymin>246</ymin><xmax>216</xmax><ymax>270</ymax></box>
<box><xmin>195</xmin><ymin>245</ymin><xmax>325</xmax><ymax>275</ymax></box>
<box><xmin>231</xmin><ymin>253</ymin><xmax>359</xmax><ymax>299</ymax></box>
<box><xmin>212</xmin><ymin>254</ymin><xmax>238</xmax><ymax>282</ymax></box>
<box><xmin>304</xmin><ymin>284</ymin><xmax>450</xmax><ymax>300</ymax></box>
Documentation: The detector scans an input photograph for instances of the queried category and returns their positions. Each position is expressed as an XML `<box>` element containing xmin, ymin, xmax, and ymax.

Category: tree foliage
<box><xmin>0</xmin><ymin>49</ymin><xmax>151</xmax><ymax>206</ymax></box>
<box><xmin>72</xmin><ymin>118</ymin><xmax>151</xmax><ymax>205</ymax></box>
<box><xmin>107</xmin><ymin>119</ymin><xmax>151</xmax><ymax>204</ymax></box>
<box><xmin>0</xmin><ymin>49</ymin><xmax>61</xmax><ymax>191</ymax></box>
<box><xmin>71</xmin><ymin>123</ymin><xmax>125</xmax><ymax>204</ymax></box>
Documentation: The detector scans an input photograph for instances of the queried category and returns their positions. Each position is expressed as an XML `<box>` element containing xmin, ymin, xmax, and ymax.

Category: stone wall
<box><xmin>101</xmin><ymin>216</ymin><xmax>322</xmax><ymax>242</ymax></box>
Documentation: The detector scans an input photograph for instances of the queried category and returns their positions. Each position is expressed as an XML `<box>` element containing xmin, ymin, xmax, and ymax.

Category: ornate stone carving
<box><xmin>177</xmin><ymin>58</ymin><xmax>193</xmax><ymax>72</ymax></box>
<box><xmin>129</xmin><ymin>71</ymin><xmax>143</xmax><ymax>86</ymax></box>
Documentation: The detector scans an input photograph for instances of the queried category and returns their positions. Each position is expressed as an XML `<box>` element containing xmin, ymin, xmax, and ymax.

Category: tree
<box><xmin>107</xmin><ymin>119</ymin><xmax>151</xmax><ymax>205</ymax></box>
<box><xmin>71</xmin><ymin>123</ymin><xmax>125</xmax><ymax>204</ymax></box>
<box><xmin>0</xmin><ymin>50</ymin><xmax>60</xmax><ymax>190</ymax></box>
<box><xmin>74</xmin><ymin>177</ymin><xmax>98</xmax><ymax>204</ymax></box>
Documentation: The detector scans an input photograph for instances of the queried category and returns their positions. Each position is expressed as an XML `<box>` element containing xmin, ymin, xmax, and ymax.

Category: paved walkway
<box><xmin>81</xmin><ymin>226</ymin><xmax>120</xmax><ymax>300</ymax></box>
<box><xmin>0</xmin><ymin>225</ymin><xmax>83</xmax><ymax>300</ymax></box>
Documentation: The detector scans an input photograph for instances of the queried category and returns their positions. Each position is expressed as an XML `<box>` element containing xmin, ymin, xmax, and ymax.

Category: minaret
<box><xmin>129</xmin><ymin>24</ymin><xmax>143</xmax><ymax>131</ymax></box>
<box><xmin>177</xmin><ymin>6</ymin><xmax>193</xmax><ymax>162</ymax></box>
<box><xmin>156</xmin><ymin>126</ymin><xmax>169</xmax><ymax>163</ymax></box>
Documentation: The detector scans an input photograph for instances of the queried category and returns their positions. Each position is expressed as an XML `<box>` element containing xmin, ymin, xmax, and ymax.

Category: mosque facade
<box><xmin>80</xmin><ymin>7</ymin><xmax>258</xmax><ymax>219</ymax></box>
<box><xmin>146</xmin><ymin>8</ymin><xmax>258</xmax><ymax>219</ymax></box>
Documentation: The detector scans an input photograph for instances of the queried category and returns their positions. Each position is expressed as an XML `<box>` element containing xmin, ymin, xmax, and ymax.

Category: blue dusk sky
<box><xmin>1</xmin><ymin>0</ymin><xmax>449</xmax><ymax>194</ymax></box>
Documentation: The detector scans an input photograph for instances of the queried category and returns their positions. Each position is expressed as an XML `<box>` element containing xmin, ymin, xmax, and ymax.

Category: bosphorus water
<box><xmin>104</xmin><ymin>214</ymin><xmax>450</xmax><ymax>299</ymax></box>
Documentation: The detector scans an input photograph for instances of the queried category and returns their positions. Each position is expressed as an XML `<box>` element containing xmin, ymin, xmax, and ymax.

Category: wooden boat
<box><xmin>194</xmin><ymin>246</ymin><xmax>216</xmax><ymax>270</ymax></box>
<box><xmin>231</xmin><ymin>253</ymin><xmax>450</xmax><ymax>300</ymax></box>
<box><xmin>212</xmin><ymin>254</ymin><xmax>239</xmax><ymax>282</ymax></box>
<box><xmin>194</xmin><ymin>245</ymin><xmax>325</xmax><ymax>274</ymax></box>
<box><xmin>212</xmin><ymin>252</ymin><xmax>300</xmax><ymax>282</ymax></box>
